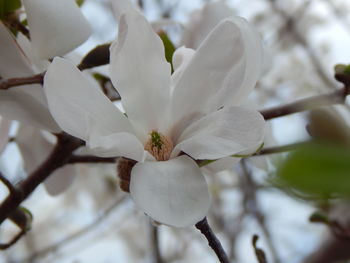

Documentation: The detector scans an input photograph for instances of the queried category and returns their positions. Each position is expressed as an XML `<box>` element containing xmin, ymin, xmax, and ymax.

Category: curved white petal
<box><xmin>0</xmin><ymin>117</ymin><xmax>11</xmax><ymax>154</ymax></box>
<box><xmin>17</xmin><ymin>125</ymin><xmax>75</xmax><ymax>195</ymax></box>
<box><xmin>16</xmin><ymin>126</ymin><xmax>54</xmax><ymax>173</ymax></box>
<box><xmin>110</xmin><ymin>10</ymin><xmax>171</xmax><ymax>140</ymax></box>
<box><xmin>130</xmin><ymin>155</ymin><xmax>210</xmax><ymax>227</ymax></box>
<box><xmin>0</xmin><ymin>86</ymin><xmax>60</xmax><ymax>132</ymax></box>
<box><xmin>202</xmin><ymin>156</ymin><xmax>240</xmax><ymax>174</ymax></box>
<box><xmin>181</xmin><ymin>1</ymin><xmax>233</xmax><ymax>49</ymax></box>
<box><xmin>111</xmin><ymin>0</ymin><xmax>140</xmax><ymax>20</ymax></box>
<box><xmin>0</xmin><ymin>22</ymin><xmax>33</xmax><ymax>78</ymax></box>
<box><xmin>44</xmin><ymin>57</ymin><xmax>133</xmax><ymax>140</ymax></box>
<box><xmin>17</xmin><ymin>33</ymin><xmax>50</xmax><ymax>73</ymax></box>
<box><xmin>23</xmin><ymin>0</ymin><xmax>91</xmax><ymax>59</ymax></box>
<box><xmin>171</xmin><ymin>17</ymin><xmax>263</xmax><ymax>135</ymax></box>
<box><xmin>171</xmin><ymin>46</ymin><xmax>195</xmax><ymax>89</ymax></box>
<box><xmin>173</xmin><ymin>107</ymin><xmax>265</xmax><ymax>160</ymax></box>
<box><xmin>44</xmin><ymin>165</ymin><xmax>75</xmax><ymax>196</ymax></box>
<box><xmin>0</xmin><ymin>22</ymin><xmax>60</xmax><ymax>132</ymax></box>
<box><xmin>87</xmin><ymin>130</ymin><xmax>145</xmax><ymax>161</ymax></box>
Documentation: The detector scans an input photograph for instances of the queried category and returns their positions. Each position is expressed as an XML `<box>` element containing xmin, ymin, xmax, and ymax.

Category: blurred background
<box><xmin>1</xmin><ymin>0</ymin><xmax>350</xmax><ymax>262</ymax></box>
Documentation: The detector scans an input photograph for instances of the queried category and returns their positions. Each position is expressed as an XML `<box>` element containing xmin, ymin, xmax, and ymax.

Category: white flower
<box><xmin>0</xmin><ymin>22</ymin><xmax>60</xmax><ymax>132</ymax></box>
<box><xmin>44</xmin><ymin>10</ymin><xmax>265</xmax><ymax>227</ymax></box>
<box><xmin>22</xmin><ymin>0</ymin><xmax>91</xmax><ymax>59</ymax></box>
<box><xmin>0</xmin><ymin>22</ymin><xmax>80</xmax><ymax>195</ymax></box>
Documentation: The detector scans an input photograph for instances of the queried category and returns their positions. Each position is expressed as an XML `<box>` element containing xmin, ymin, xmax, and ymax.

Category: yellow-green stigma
<box><xmin>145</xmin><ymin>130</ymin><xmax>173</xmax><ymax>161</ymax></box>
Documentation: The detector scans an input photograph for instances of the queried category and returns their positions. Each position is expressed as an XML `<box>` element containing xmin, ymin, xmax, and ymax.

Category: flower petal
<box><xmin>0</xmin><ymin>22</ymin><xmax>33</xmax><ymax>78</ymax></box>
<box><xmin>202</xmin><ymin>156</ymin><xmax>241</xmax><ymax>174</ymax></box>
<box><xmin>44</xmin><ymin>57</ymin><xmax>133</xmax><ymax>140</ymax></box>
<box><xmin>87</xmin><ymin>130</ymin><xmax>145</xmax><ymax>161</ymax></box>
<box><xmin>0</xmin><ymin>86</ymin><xmax>61</xmax><ymax>132</ymax></box>
<box><xmin>0</xmin><ymin>22</ymin><xmax>60</xmax><ymax>132</ymax></box>
<box><xmin>110</xmin><ymin>10</ymin><xmax>171</xmax><ymax>140</ymax></box>
<box><xmin>16</xmin><ymin>126</ymin><xmax>75</xmax><ymax>195</ymax></box>
<box><xmin>44</xmin><ymin>165</ymin><xmax>76</xmax><ymax>196</ymax></box>
<box><xmin>171</xmin><ymin>46</ymin><xmax>195</xmax><ymax>89</ymax></box>
<box><xmin>130</xmin><ymin>155</ymin><xmax>210</xmax><ymax>227</ymax></box>
<box><xmin>22</xmin><ymin>0</ymin><xmax>91</xmax><ymax>59</ymax></box>
<box><xmin>173</xmin><ymin>107</ymin><xmax>265</xmax><ymax>160</ymax></box>
<box><xmin>171</xmin><ymin>17</ymin><xmax>263</xmax><ymax>134</ymax></box>
<box><xmin>111</xmin><ymin>0</ymin><xmax>140</xmax><ymax>20</ymax></box>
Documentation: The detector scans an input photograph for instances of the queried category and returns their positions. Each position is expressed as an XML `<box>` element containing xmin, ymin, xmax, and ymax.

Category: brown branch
<box><xmin>67</xmin><ymin>155</ymin><xmax>117</xmax><ymax>164</ymax></box>
<box><xmin>0</xmin><ymin>133</ymin><xmax>83</xmax><ymax>225</ymax></box>
<box><xmin>195</xmin><ymin>217</ymin><xmax>229</xmax><ymax>263</ymax></box>
<box><xmin>0</xmin><ymin>73</ymin><xmax>44</xmax><ymax>90</ymax></box>
<box><xmin>260</xmin><ymin>86</ymin><xmax>348</xmax><ymax>120</ymax></box>
<box><xmin>253</xmin><ymin>141</ymin><xmax>310</xmax><ymax>156</ymax></box>
<box><xmin>0</xmin><ymin>172</ymin><xmax>18</xmax><ymax>196</ymax></box>
<box><xmin>0</xmin><ymin>228</ymin><xmax>26</xmax><ymax>250</ymax></box>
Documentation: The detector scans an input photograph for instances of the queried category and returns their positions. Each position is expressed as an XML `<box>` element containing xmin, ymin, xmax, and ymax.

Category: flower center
<box><xmin>144</xmin><ymin>131</ymin><xmax>173</xmax><ymax>161</ymax></box>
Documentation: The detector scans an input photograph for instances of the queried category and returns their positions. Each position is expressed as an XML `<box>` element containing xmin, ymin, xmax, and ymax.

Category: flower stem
<box><xmin>195</xmin><ymin>217</ymin><xmax>230</xmax><ymax>263</ymax></box>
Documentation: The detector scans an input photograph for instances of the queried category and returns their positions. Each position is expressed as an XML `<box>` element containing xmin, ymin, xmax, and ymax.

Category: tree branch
<box><xmin>67</xmin><ymin>155</ymin><xmax>117</xmax><ymax>164</ymax></box>
<box><xmin>0</xmin><ymin>133</ymin><xmax>83</xmax><ymax>225</ymax></box>
<box><xmin>260</xmin><ymin>86</ymin><xmax>349</xmax><ymax>120</ymax></box>
<box><xmin>0</xmin><ymin>73</ymin><xmax>44</xmax><ymax>90</ymax></box>
<box><xmin>0</xmin><ymin>172</ymin><xmax>18</xmax><ymax>196</ymax></box>
<box><xmin>253</xmin><ymin>141</ymin><xmax>310</xmax><ymax>156</ymax></box>
<box><xmin>195</xmin><ymin>217</ymin><xmax>229</xmax><ymax>263</ymax></box>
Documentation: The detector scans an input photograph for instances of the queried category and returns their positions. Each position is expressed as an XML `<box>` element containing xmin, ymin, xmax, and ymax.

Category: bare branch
<box><xmin>67</xmin><ymin>155</ymin><xmax>117</xmax><ymax>164</ymax></box>
<box><xmin>253</xmin><ymin>141</ymin><xmax>310</xmax><ymax>156</ymax></box>
<box><xmin>195</xmin><ymin>217</ymin><xmax>230</xmax><ymax>263</ymax></box>
<box><xmin>260</xmin><ymin>86</ymin><xmax>348</xmax><ymax>120</ymax></box>
<box><xmin>0</xmin><ymin>133</ymin><xmax>83</xmax><ymax>225</ymax></box>
<box><xmin>0</xmin><ymin>73</ymin><xmax>44</xmax><ymax>90</ymax></box>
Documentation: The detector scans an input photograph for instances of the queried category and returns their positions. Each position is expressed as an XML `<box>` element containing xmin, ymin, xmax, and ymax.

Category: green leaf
<box><xmin>0</xmin><ymin>0</ymin><xmax>21</xmax><ymax>19</ymax></box>
<box><xmin>277</xmin><ymin>142</ymin><xmax>350</xmax><ymax>197</ymax></box>
<box><xmin>76</xmin><ymin>0</ymin><xmax>85</xmax><ymax>7</ymax></box>
<box><xmin>158</xmin><ymin>31</ymin><xmax>175</xmax><ymax>72</ymax></box>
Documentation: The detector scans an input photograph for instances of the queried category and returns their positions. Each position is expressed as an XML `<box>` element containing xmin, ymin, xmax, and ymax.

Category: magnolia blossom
<box><xmin>0</xmin><ymin>22</ymin><xmax>81</xmax><ymax>195</ymax></box>
<box><xmin>0</xmin><ymin>22</ymin><xmax>60</xmax><ymax>132</ymax></box>
<box><xmin>44</xmin><ymin>9</ymin><xmax>265</xmax><ymax>227</ymax></box>
<box><xmin>22</xmin><ymin>0</ymin><xmax>91</xmax><ymax>59</ymax></box>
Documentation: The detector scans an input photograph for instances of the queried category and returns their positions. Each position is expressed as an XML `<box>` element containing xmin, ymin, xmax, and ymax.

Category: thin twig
<box><xmin>0</xmin><ymin>73</ymin><xmax>44</xmax><ymax>90</ymax></box>
<box><xmin>0</xmin><ymin>172</ymin><xmax>18</xmax><ymax>195</ymax></box>
<box><xmin>195</xmin><ymin>217</ymin><xmax>229</xmax><ymax>263</ymax></box>
<box><xmin>0</xmin><ymin>133</ymin><xmax>83</xmax><ymax>225</ymax></box>
<box><xmin>260</xmin><ymin>86</ymin><xmax>348</xmax><ymax>120</ymax></box>
<box><xmin>253</xmin><ymin>141</ymin><xmax>310</xmax><ymax>156</ymax></box>
<box><xmin>67</xmin><ymin>155</ymin><xmax>117</xmax><ymax>164</ymax></box>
